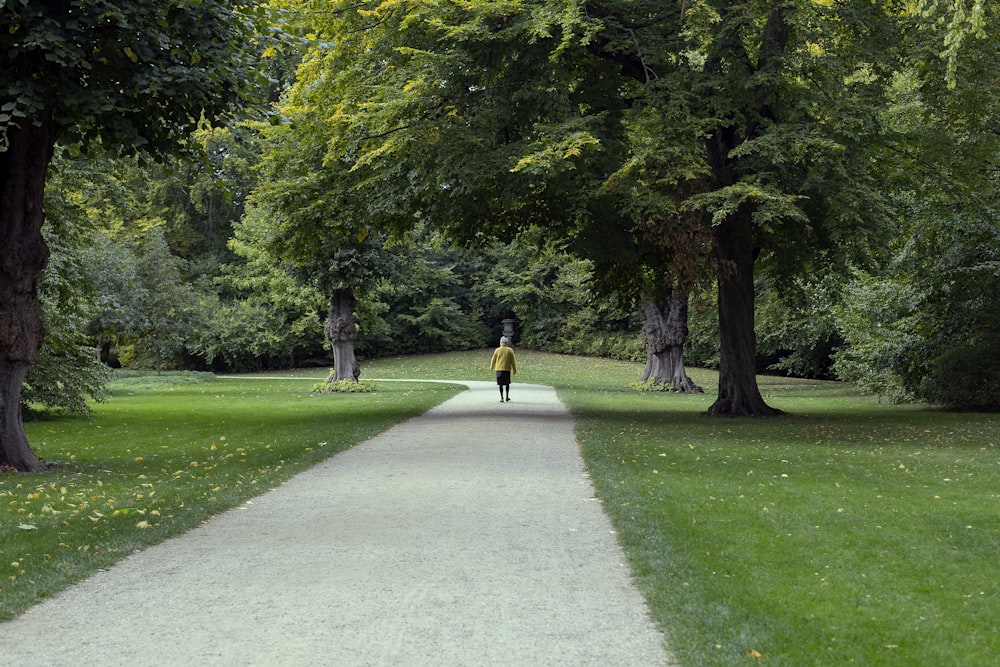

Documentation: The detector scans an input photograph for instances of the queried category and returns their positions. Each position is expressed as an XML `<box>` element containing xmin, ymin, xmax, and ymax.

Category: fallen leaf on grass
<box><xmin>748</xmin><ymin>649</ymin><xmax>763</xmax><ymax>659</ymax></box>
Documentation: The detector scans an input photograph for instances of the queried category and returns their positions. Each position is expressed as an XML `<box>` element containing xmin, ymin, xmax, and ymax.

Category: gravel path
<box><xmin>1</xmin><ymin>381</ymin><xmax>675</xmax><ymax>666</ymax></box>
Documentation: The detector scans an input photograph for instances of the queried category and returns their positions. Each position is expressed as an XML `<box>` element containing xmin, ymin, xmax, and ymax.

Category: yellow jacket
<box><xmin>490</xmin><ymin>344</ymin><xmax>517</xmax><ymax>373</ymax></box>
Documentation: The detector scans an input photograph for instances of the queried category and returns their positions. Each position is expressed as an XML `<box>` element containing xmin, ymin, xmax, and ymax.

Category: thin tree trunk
<box><xmin>709</xmin><ymin>210</ymin><xmax>781</xmax><ymax>417</ymax></box>
<box><xmin>639</xmin><ymin>295</ymin><xmax>701</xmax><ymax>393</ymax></box>
<box><xmin>0</xmin><ymin>109</ymin><xmax>58</xmax><ymax>472</ymax></box>
<box><xmin>325</xmin><ymin>288</ymin><xmax>360</xmax><ymax>382</ymax></box>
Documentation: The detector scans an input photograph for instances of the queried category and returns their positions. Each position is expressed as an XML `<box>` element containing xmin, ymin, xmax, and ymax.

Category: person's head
<box><xmin>500</xmin><ymin>336</ymin><xmax>510</xmax><ymax>346</ymax></box>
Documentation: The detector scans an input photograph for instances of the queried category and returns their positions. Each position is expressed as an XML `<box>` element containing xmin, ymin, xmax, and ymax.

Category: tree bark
<box><xmin>324</xmin><ymin>288</ymin><xmax>360</xmax><ymax>382</ymax></box>
<box><xmin>709</xmin><ymin>209</ymin><xmax>781</xmax><ymax>417</ymax></box>
<box><xmin>0</xmin><ymin>110</ymin><xmax>59</xmax><ymax>472</ymax></box>
<box><xmin>639</xmin><ymin>295</ymin><xmax>702</xmax><ymax>393</ymax></box>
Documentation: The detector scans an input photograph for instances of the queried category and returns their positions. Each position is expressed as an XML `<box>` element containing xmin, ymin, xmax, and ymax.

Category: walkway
<box><xmin>1</xmin><ymin>381</ymin><xmax>674</xmax><ymax>666</ymax></box>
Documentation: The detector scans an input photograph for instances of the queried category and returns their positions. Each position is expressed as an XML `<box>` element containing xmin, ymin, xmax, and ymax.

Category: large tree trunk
<box><xmin>639</xmin><ymin>294</ymin><xmax>702</xmax><ymax>393</ymax></box>
<box><xmin>709</xmin><ymin>210</ymin><xmax>781</xmax><ymax>417</ymax></box>
<box><xmin>324</xmin><ymin>288</ymin><xmax>360</xmax><ymax>382</ymax></box>
<box><xmin>0</xmin><ymin>110</ymin><xmax>59</xmax><ymax>472</ymax></box>
<box><xmin>697</xmin><ymin>4</ymin><xmax>786</xmax><ymax>418</ymax></box>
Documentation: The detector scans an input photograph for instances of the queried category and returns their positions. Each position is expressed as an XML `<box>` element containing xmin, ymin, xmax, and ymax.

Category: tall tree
<box><xmin>129</xmin><ymin>229</ymin><xmax>202</xmax><ymax>373</ymax></box>
<box><xmin>0</xmin><ymin>1</ymin><xmax>266</xmax><ymax>471</ymax></box>
<box><xmin>288</xmin><ymin>1</ymin><xmax>903</xmax><ymax>416</ymax></box>
<box><xmin>250</xmin><ymin>105</ymin><xmax>396</xmax><ymax>382</ymax></box>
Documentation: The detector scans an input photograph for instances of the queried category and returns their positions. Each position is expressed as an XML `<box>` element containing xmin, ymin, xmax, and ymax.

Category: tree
<box><xmin>81</xmin><ymin>232</ymin><xmax>148</xmax><ymax>366</ymax></box>
<box><xmin>0</xmin><ymin>1</ymin><xmax>266</xmax><ymax>471</ymax></box>
<box><xmin>638</xmin><ymin>296</ymin><xmax>701</xmax><ymax>393</ymax></box>
<box><xmin>195</xmin><ymin>204</ymin><xmax>328</xmax><ymax>372</ymax></box>
<box><xmin>370</xmin><ymin>239</ymin><xmax>488</xmax><ymax>355</ymax></box>
<box><xmin>832</xmin><ymin>3</ymin><xmax>1000</xmax><ymax>409</ymax></box>
<box><xmin>23</xmin><ymin>158</ymin><xmax>114</xmax><ymax>417</ymax></box>
<box><xmin>470</xmin><ymin>229</ymin><xmax>638</xmax><ymax>358</ymax></box>
<box><xmin>127</xmin><ymin>229</ymin><xmax>202</xmax><ymax>373</ymax></box>
<box><xmin>250</xmin><ymin>103</ymin><xmax>398</xmax><ymax>382</ymax></box>
<box><xmin>287</xmin><ymin>1</ymin><xmax>904</xmax><ymax>416</ymax></box>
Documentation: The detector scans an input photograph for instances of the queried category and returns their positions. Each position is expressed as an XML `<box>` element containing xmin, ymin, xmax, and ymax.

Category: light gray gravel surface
<box><xmin>1</xmin><ymin>380</ymin><xmax>675</xmax><ymax>666</ymax></box>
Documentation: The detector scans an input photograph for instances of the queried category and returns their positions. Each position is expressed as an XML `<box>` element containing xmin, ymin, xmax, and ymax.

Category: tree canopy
<box><xmin>270</xmin><ymin>0</ymin><xmax>912</xmax><ymax>415</ymax></box>
<box><xmin>0</xmin><ymin>0</ymin><xmax>270</xmax><ymax>471</ymax></box>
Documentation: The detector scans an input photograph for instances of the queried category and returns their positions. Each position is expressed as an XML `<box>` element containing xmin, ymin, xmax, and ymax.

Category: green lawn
<box><xmin>370</xmin><ymin>350</ymin><xmax>1000</xmax><ymax>666</ymax></box>
<box><xmin>4</xmin><ymin>351</ymin><xmax>999</xmax><ymax>666</ymax></box>
<box><xmin>570</xmin><ymin>381</ymin><xmax>999</xmax><ymax>666</ymax></box>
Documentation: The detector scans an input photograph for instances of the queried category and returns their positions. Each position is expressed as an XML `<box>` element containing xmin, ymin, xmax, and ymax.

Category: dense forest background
<box><xmin>20</xmin><ymin>0</ymin><xmax>1000</xmax><ymax>416</ymax></box>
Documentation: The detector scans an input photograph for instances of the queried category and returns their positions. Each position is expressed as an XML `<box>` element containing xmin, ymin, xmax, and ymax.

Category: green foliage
<box><xmin>283</xmin><ymin>0</ymin><xmax>627</xmax><ymax>245</ymax></box>
<box><xmin>123</xmin><ymin>229</ymin><xmax>203</xmax><ymax>371</ymax></box>
<box><xmin>192</xmin><ymin>294</ymin><xmax>325</xmax><ymax>372</ymax></box>
<box><xmin>312</xmin><ymin>377</ymin><xmax>377</xmax><ymax>394</ymax></box>
<box><xmin>80</xmin><ymin>231</ymin><xmax>148</xmax><ymax>351</ymax></box>
<box><xmin>922</xmin><ymin>342</ymin><xmax>1000</xmax><ymax>411</ymax></box>
<box><xmin>827</xmin><ymin>5</ymin><xmax>1000</xmax><ymax>410</ymax></box>
<box><xmin>472</xmin><ymin>230</ymin><xmax>638</xmax><ymax>355</ymax></box>
<box><xmin>556</xmin><ymin>331</ymin><xmax>646</xmax><ymax>363</ymax></box>
<box><xmin>24</xmin><ymin>314</ymin><xmax>112</xmax><ymax>419</ymax></box>
<box><xmin>756</xmin><ymin>275</ymin><xmax>844</xmax><ymax>379</ymax></box>
<box><xmin>832</xmin><ymin>275</ymin><xmax>925</xmax><ymax>403</ymax></box>
<box><xmin>195</xmin><ymin>204</ymin><xmax>328</xmax><ymax>371</ymax></box>
<box><xmin>134</xmin><ymin>126</ymin><xmax>258</xmax><ymax>268</ymax></box>
<box><xmin>217</xmin><ymin>203</ymin><xmax>639</xmax><ymax>366</ymax></box>
<box><xmin>364</xmin><ymin>242</ymin><xmax>488</xmax><ymax>356</ymax></box>
<box><xmin>683</xmin><ymin>289</ymin><xmax>721</xmax><ymax>370</ymax></box>
<box><xmin>628</xmin><ymin>379</ymin><xmax>675</xmax><ymax>393</ymax></box>
<box><xmin>916</xmin><ymin>0</ymin><xmax>990</xmax><ymax>85</ymax></box>
<box><xmin>23</xmin><ymin>154</ymin><xmax>113</xmax><ymax>416</ymax></box>
<box><xmin>247</xmin><ymin>90</ymin><xmax>402</xmax><ymax>362</ymax></box>
<box><xmin>0</xmin><ymin>0</ymin><xmax>269</xmax><ymax>153</ymax></box>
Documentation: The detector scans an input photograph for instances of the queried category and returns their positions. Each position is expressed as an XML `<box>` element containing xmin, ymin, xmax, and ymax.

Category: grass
<box><xmin>570</xmin><ymin>385</ymin><xmax>999</xmax><ymax>666</ymax></box>
<box><xmin>370</xmin><ymin>350</ymin><xmax>1000</xmax><ymax>666</ymax></box>
<box><xmin>2</xmin><ymin>371</ymin><xmax>463</xmax><ymax>620</ymax></box>
<box><xmin>3</xmin><ymin>351</ymin><xmax>999</xmax><ymax>666</ymax></box>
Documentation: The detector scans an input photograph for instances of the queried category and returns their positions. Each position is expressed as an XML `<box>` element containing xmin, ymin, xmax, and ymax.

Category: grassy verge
<box><xmin>1</xmin><ymin>372</ymin><xmax>462</xmax><ymax>620</ymax></box>
<box><xmin>369</xmin><ymin>350</ymin><xmax>1000</xmax><ymax>666</ymax></box>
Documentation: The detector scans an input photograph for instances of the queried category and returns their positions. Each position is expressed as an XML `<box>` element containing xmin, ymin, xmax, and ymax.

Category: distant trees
<box><xmin>829</xmin><ymin>2</ymin><xmax>1000</xmax><ymax>409</ymax></box>
<box><xmin>24</xmin><ymin>164</ymin><xmax>112</xmax><ymax>417</ymax></box>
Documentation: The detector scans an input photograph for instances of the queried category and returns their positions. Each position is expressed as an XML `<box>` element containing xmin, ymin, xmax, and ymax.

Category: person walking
<box><xmin>490</xmin><ymin>336</ymin><xmax>517</xmax><ymax>402</ymax></box>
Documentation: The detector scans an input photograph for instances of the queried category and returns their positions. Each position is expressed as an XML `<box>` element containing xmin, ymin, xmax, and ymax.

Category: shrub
<box><xmin>920</xmin><ymin>342</ymin><xmax>1000</xmax><ymax>411</ymax></box>
<box><xmin>628</xmin><ymin>379</ymin><xmax>675</xmax><ymax>392</ymax></box>
<box><xmin>312</xmin><ymin>376</ymin><xmax>378</xmax><ymax>394</ymax></box>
